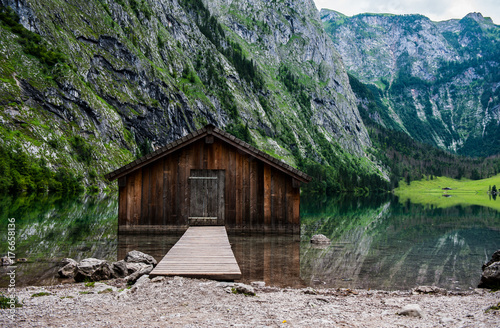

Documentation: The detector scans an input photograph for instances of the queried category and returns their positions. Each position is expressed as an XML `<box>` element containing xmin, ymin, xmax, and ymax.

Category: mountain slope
<box><xmin>321</xmin><ymin>9</ymin><xmax>500</xmax><ymax>157</ymax></box>
<box><xmin>0</xmin><ymin>0</ymin><xmax>380</xmax><ymax>193</ymax></box>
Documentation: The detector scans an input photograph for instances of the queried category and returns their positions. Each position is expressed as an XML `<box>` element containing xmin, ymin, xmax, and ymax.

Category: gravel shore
<box><xmin>1</xmin><ymin>276</ymin><xmax>499</xmax><ymax>327</ymax></box>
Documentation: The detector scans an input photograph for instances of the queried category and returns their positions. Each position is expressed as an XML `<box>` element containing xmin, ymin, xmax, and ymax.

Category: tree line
<box><xmin>348</xmin><ymin>73</ymin><xmax>500</xmax><ymax>188</ymax></box>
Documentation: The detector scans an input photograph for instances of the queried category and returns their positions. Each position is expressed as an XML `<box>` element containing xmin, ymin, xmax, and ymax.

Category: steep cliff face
<box><xmin>0</xmin><ymin>0</ymin><xmax>376</xmax><ymax>191</ymax></box>
<box><xmin>321</xmin><ymin>9</ymin><xmax>500</xmax><ymax>156</ymax></box>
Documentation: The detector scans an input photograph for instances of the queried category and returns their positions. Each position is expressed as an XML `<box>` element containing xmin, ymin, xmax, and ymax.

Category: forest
<box><xmin>348</xmin><ymin>73</ymin><xmax>500</xmax><ymax>189</ymax></box>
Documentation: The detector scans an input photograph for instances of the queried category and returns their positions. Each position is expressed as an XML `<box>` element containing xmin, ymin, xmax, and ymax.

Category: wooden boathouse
<box><xmin>105</xmin><ymin>124</ymin><xmax>311</xmax><ymax>234</ymax></box>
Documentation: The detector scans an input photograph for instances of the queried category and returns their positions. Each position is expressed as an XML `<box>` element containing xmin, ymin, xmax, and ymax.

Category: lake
<box><xmin>1</xmin><ymin>192</ymin><xmax>499</xmax><ymax>291</ymax></box>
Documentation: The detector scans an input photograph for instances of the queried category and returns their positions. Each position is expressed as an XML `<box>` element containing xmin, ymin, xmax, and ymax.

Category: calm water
<box><xmin>1</xmin><ymin>192</ymin><xmax>499</xmax><ymax>290</ymax></box>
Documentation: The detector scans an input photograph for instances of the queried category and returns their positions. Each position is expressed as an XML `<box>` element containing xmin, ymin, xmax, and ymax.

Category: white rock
<box><xmin>398</xmin><ymin>304</ymin><xmax>424</xmax><ymax>318</ymax></box>
<box><xmin>310</xmin><ymin>234</ymin><xmax>331</xmax><ymax>244</ymax></box>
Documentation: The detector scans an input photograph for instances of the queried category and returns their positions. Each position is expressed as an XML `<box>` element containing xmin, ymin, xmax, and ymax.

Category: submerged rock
<box><xmin>310</xmin><ymin>234</ymin><xmax>331</xmax><ymax>244</ymax></box>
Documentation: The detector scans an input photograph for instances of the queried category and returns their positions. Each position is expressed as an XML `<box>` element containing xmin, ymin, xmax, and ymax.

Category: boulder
<box><xmin>478</xmin><ymin>261</ymin><xmax>500</xmax><ymax>289</ymax></box>
<box><xmin>124</xmin><ymin>250</ymin><xmax>157</xmax><ymax>266</ymax></box>
<box><xmin>398</xmin><ymin>304</ymin><xmax>423</xmax><ymax>318</ymax></box>
<box><xmin>134</xmin><ymin>274</ymin><xmax>150</xmax><ymax>287</ymax></box>
<box><xmin>482</xmin><ymin>250</ymin><xmax>500</xmax><ymax>270</ymax></box>
<box><xmin>125</xmin><ymin>263</ymin><xmax>153</xmax><ymax>284</ymax></box>
<box><xmin>74</xmin><ymin>258</ymin><xmax>113</xmax><ymax>282</ymax></box>
<box><xmin>126</xmin><ymin>262</ymin><xmax>148</xmax><ymax>275</ymax></box>
<box><xmin>310</xmin><ymin>234</ymin><xmax>331</xmax><ymax>244</ymax></box>
<box><xmin>58</xmin><ymin>258</ymin><xmax>78</xmax><ymax>278</ymax></box>
<box><xmin>60</xmin><ymin>258</ymin><xmax>76</xmax><ymax>266</ymax></box>
<box><xmin>111</xmin><ymin>260</ymin><xmax>128</xmax><ymax>278</ymax></box>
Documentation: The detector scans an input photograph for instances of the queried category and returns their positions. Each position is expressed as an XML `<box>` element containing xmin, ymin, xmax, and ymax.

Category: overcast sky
<box><xmin>313</xmin><ymin>0</ymin><xmax>500</xmax><ymax>25</ymax></box>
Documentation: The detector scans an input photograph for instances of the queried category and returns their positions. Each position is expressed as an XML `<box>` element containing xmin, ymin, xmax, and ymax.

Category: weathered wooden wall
<box><xmin>118</xmin><ymin>137</ymin><xmax>300</xmax><ymax>233</ymax></box>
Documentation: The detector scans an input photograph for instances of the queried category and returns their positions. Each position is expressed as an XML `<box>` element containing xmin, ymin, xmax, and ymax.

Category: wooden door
<box><xmin>189</xmin><ymin>170</ymin><xmax>225</xmax><ymax>225</ymax></box>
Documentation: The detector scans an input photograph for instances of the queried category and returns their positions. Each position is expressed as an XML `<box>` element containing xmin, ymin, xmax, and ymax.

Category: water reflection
<box><xmin>300</xmin><ymin>194</ymin><xmax>500</xmax><ymax>290</ymax></box>
<box><xmin>117</xmin><ymin>234</ymin><xmax>181</xmax><ymax>262</ymax></box>
<box><xmin>230</xmin><ymin>234</ymin><xmax>304</xmax><ymax>288</ymax></box>
<box><xmin>2</xmin><ymin>192</ymin><xmax>500</xmax><ymax>290</ymax></box>
<box><xmin>0</xmin><ymin>193</ymin><xmax>118</xmax><ymax>287</ymax></box>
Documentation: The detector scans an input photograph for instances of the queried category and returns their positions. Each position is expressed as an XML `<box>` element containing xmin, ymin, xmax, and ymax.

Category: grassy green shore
<box><xmin>394</xmin><ymin>174</ymin><xmax>500</xmax><ymax>211</ymax></box>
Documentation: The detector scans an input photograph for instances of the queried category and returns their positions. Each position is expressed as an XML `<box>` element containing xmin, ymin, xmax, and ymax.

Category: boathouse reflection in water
<box><xmin>118</xmin><ymin>233</ymin><xmax>303</xmax><ymax>287</ymax></box>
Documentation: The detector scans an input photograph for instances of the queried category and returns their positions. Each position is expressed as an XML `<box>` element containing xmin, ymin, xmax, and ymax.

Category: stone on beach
<box><xmin>58</xmin><ymin>258</ymin><xmax>78</xmax><ymax>278</ymax></box>
<box><xmin>398</xmin><ymin>304</ymin><xmax>424</xmax><ymax>318</ymax></box>
<box><xmin>124</xmin><ymin>250</ymin><xmax>157</xmax><ymax>266</ymax></box>
<box><xmin>478</xmin><ymin>250</ymin><xmax>500</xmax><ymax>289</ymax></box>
<box><xmin>74</xmin><ymin>258</ymin><xmax>114</xmax><ymax>282</ymax></box>
<box><xmin>58</xmin><ymin>250</ymin><xmax>157</xmax><ymax>283</ymax></box>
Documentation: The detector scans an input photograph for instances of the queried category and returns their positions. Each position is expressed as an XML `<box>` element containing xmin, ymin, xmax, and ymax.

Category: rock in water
<box><xmin>310</xmin><ymin>234</ymin><xmax>331</xmax><ymax>244</ymax></box>
<box><xmin>74</xmin><ymin>258</ymin><xmax>113</xmax><ymax>282</ymax></box>
<box><xmin>478</xmin><ymin>262</ymin><xmax>500</xmax><ymax>289</ymax></box>
<box><xmin>398</xmin><ymin>304</ymin><xmax>423</xmax><ymax>318</ymax></box>
<box><xmin>124</xmin><ymin>250</ymin><xmax>157</xmax><ymax>266</ymax></box>
<box><xmin>482</xmin><ymin>249</ymin><xmax>500</xmax><ymax>270</ymax></box>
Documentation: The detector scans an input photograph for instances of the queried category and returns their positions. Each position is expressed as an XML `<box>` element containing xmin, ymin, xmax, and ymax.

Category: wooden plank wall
<box><xmin>118</xmin><ymin>138</ymin><xmax>300</xmax><ymax>233</ymax></box>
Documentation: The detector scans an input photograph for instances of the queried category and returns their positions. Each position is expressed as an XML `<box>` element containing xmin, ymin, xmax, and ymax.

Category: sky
<box><xmin>313</xmin><ymin>0</ymin><xmax>500</xmax><ymax>25</ymax></box>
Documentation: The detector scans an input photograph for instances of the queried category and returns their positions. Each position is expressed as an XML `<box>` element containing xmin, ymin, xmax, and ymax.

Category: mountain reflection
<box><xmin>1</xmin><ymin>192</ymin><xmax>499</xmax><ymax>290</ymax></box>
<box><xmin>300</xmin><ymin>194</ymin><xmax>500</xmax><ymax>290</ymax></box>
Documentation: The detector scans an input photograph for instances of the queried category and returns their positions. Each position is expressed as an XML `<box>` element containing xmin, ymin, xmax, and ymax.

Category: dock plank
<box><xmin>149</xmin><ymin>226</ymin><xmax>241</xmax><ymax>280</ymax></box>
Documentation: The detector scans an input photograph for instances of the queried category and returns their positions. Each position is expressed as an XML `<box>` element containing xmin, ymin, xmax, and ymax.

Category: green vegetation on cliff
<box><xmin>0</xmin><ymin>0</ymin><xmax>389</xmax><ymax>196</ymax></box>
<box><xmin>322</xmin><ymin>10</ymin><xmax>500</xmax><ymax>157</ymax></box>
<box><xmin>349</xmin><ymin>73</ymin><xmax>500</xmax><ymax>188</ymax></box>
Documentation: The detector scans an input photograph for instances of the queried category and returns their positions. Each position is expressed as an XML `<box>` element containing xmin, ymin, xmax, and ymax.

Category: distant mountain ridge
<box><xmin>321</xmin><ymin>9</ymin><xmax>500</xmax><ymax>157</ymax></box>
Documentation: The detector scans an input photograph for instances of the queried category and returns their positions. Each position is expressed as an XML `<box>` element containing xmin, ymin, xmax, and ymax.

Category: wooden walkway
<box><xmin>149</xmin><ymin>226</ymin><xmax>241</xmax><ymax>280</ymax></box>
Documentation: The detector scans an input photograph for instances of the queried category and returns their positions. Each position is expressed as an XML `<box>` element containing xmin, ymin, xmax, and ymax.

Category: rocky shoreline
<box><xmin>1</xmin><ymin>276</ymin><xmax>499</xmax><ymax>327</ymax></box>
<box><xmin>1</xmin><ymin>249</ymin><xmax>499</xmax><ymax>327</ymax></box>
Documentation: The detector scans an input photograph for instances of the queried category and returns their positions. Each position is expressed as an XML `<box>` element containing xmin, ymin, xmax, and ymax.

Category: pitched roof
<box><xmin>105</xmin><ymin>124</ymin><xmax>311</xmax><ymax>183</ymax></box>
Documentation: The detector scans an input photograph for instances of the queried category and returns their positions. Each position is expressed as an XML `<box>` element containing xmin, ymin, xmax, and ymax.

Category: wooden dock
<box><xmin>149</xmin><ymin>226</ymin><xmax>241</xmax><ymax>280</ymax></box>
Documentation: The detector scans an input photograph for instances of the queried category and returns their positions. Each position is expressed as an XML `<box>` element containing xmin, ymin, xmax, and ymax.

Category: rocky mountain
<box><xmin>0</xmin><ymin>0</ymin><xmax>380</xmax><ymax>192</ymax></box>
<box><xmin>321</xmin><ymin>9</ymin><xmax>500</xmax><ymax>157</ymax></box>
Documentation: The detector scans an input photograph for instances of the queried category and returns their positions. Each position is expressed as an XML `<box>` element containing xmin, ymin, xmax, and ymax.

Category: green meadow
<box><xmin>394</xmin><ymin>174</ymin><xmax>500</xmax><ymax>211</ymax></box>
